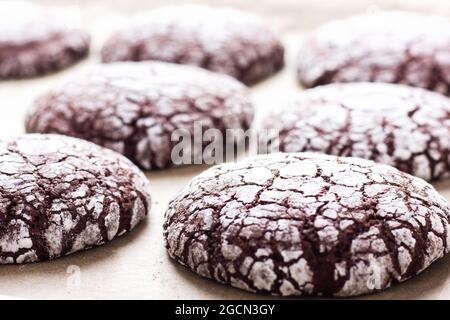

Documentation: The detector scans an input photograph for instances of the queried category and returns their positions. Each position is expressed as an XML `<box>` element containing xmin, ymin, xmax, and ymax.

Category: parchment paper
<box><xmin>0</xmin><ymin>0</ymin><xmax>450</xmax><ymax>300</ymax></box>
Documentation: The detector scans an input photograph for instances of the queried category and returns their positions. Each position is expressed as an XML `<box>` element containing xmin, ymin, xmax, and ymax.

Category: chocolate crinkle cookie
<box><xmin>25</xmin><ymin>62</ymin><xmax>254</xmax><ymax>170</ymax></box>
<box><xmin>164</xmin><ymin>152</ymin><xmax>450</xmax><ymax>297</ymax></box>
<box><xmin>297</xmin><ymin>11</ymin><xmax>450</xmax><ymax>94</ymax></box>
<box><xmin>0</xmin><ymin>1</ymin><xmax>90</xmax><ymax>79</ymax></box>
<box><xmin>101</xmin><ymin>5</ymin><xmax>284</xmax><ymax>85</ymax></box>
<box><xmin>260</xmin><ymin>83</ymin><xmax>450</xmax><ymax>181</ymax></box>
<box><xmin>0</xmin><ymin>134</ymin><xmax>151</xmax><ymax>264</ymax></box>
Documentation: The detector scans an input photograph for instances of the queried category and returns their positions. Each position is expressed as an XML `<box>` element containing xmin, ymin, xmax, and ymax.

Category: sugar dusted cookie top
<box><xmin>26</xmin><ymin>62</ymin><xmax>254</xmax><ymax>170</ymax></box>
<box><xmin>0</xmin><ymin>134</ymin><xmax>151</xmax><ymax>264</ymax></box>
<box><xmin>164</xmin><ymin>152</ymin><xmax>450</xmax><ymax>296</ymax></box>
<box><xmin>101</xmin><ymin>5</ymin><xmax>284</xmax><ymax>85</ymax></box>
<box><xmin>297</xmin><ymin>11</ymin><xmax>450</xmax><ymax>94</ymax></box>
<box><xmin>0</xmin><ymin>1</ymin><xmax>90</xmax><ymax>78</ymax></box>
<box><xmin>260</xmin><ymin>82</ymin><xmax>450</xmax><ymax>181</ymax></box>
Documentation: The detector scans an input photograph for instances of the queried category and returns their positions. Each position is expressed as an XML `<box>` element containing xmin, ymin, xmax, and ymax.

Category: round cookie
<box><xmin>25</xmin><ymin>62</ymin><xmax>254</xmax><ymax>170</ymax></box>
<box><xmin>297</xmin><ymin>11</ymin><xmax>450</xmax><ymax>94</ymax></box>
<box><xmin>101</xmin><ymin>5</ymin><xmax>284</xmax><ymax>85</ymax></box>
<box><xmin>0</xmin><ymin>134</ymin><xmax>151</xmax><ymax>264</ymax></box>
<box><xmin>260</xmin><ymin>83</ymin><xmax>450</xmax><ymax>181</ymax></box>
<box><xmin>164</xmin><ymin>152</ymin><xmax>450</xmax><ymax>297</ymax></box>
<box><xmin>0</xmin><ymin>1</ymin><xmax>90</xmax><ymax>79</ymax></box>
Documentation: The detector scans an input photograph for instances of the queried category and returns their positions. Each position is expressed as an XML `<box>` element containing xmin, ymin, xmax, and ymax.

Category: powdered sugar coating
<box><xmin>164</xmin><ymin>152</ymin><xmax>450</xmax><ymax>296</ymax></box>
<box><xmin>0</xmin><ymin>1</ymin><xmax>89</xmax><ymax>79</ymax></box>
<box><xmin>0</xmin><ymin>134</ymin><xmax>151</xmax><ymax>264</ymax></box>
<box><xmin>25</xmin><ymin>62</ymin><xmax>254</xmax><ymax>170</ymax></box>
<box><xmin>297</xmin><ymin>11</ymin><xmax>450</xmax><ymax>94</ymax></box>
<box><xmin>260</xmin><ymin>83</ymin><xmax>450</xmax><ymax>181</ymax></box>
<box><xmin>101</xmin><ymin>5</ymin><xmax>284</xmax><ymax>85</ymax></box>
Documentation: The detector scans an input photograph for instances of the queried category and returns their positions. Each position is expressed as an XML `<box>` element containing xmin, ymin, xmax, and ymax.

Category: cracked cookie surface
<box><xmin>297</xmin><ymin>11</ymin><xmax>450</xmax><ymax>94</ymax></box>
<box><xmin>260</xmin><ymin>83</ymin><xmax>450</xmax><ymax>181</ymax></box>
<box><xmin>101</xmin><ymin>5</ymin><xmax>284</xmax><ymax>85</ymax></box>
<box><xmin>164</xmin><ymin>152</ymin><xmax>450</xmax><ymax>296</ymax></box>
<box><xmin>25</xmin><ymin>61</ymin><xmax>254</xmax><ymax>170</ymax></box>
<box><xmin>0</xmin><ymin>134</ymin><xmax>151</xmax><ymax>264</ymax></box>
<box><xmin>0</xmin><ymin>1</ymin><xmax>90</xmax><ymax>79</ymax></box>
